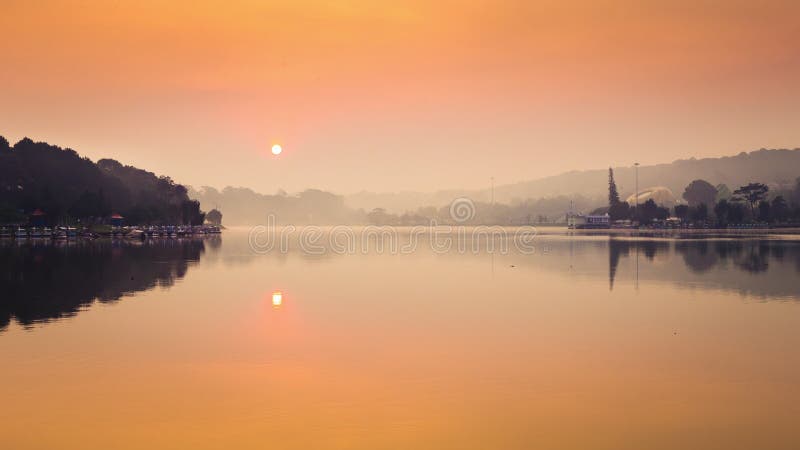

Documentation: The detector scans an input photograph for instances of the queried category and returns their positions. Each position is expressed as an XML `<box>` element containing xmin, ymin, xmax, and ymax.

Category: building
<box><xmin>568</xmin><ymin>213</ymin><xmax>610</xmax><ymax>229</ymax></box>
<box><xmin>110</xmin><ymin>213</ymin><xmax>124</xmax><ymax>227</ymax></box>
<box><xmin>29</xmin><ymin>209</ymin><xmax>46</xmax><ymax>226</ymax></box>
<box><xmin>626</xmin><ymin>186</ymin><xmax>677</xmax><ymax>207</ymax></box>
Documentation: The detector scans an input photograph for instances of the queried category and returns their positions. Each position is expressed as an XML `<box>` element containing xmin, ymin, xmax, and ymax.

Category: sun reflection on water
<box><xmin>271</xmin><ymin>291</ymin><xmax>283</xmax><ymax>308</ymax></box>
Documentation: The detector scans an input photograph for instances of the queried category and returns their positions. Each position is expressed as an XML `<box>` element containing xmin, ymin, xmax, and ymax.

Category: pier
<box><xmin>0</xmin><ymin>225</ymin><xmax>222</xmax><ymax>240</ymax></box>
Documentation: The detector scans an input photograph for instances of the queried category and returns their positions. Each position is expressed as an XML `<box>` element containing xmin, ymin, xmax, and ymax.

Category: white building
<box><xmin>568</xmin><ymin>213</ymin><xmax>610</xmax><ymax>229</ymax></box>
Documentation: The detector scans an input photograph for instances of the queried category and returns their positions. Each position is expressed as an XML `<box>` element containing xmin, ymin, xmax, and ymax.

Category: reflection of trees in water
<box><xmin>607</xmin><ymin>238</ymin><xmax>798</xmax><ymax>290</ymax></box>
<box><xmin>676</xmin><ymin>240</ymin><xmax>782</xmax><ymax>275</ymax></box>
<box><xmin>675</xmin><ymin>241</ymin><xmax>718</xmax><ymax>273</ymax></box>
<box><xmin>732</xmin><ymin>241</ymin><xmax>770</xmax><ymax>274</ymax></box>
<box><xmin>640</xmin><ymin>241</ymin><xmax>666</xmax><ymax>261</ymax></box>
<box><xmin>205</xmin><ymin>235</ymin><xmax>222</xmax><ymax>251</ymax></box>
<box><xmin>0</xmin><ymin>239</ymin><xmax>206</xmax><ymax>331</ymax></box>
<box><xmin>608</xmin><ymin>240</ymin><xmax>626</xmax><ymax>290</ymax></box>
<box><xmin>608</xmin><ymin>239</ymin><xmax>669</xmax><ymax>290</ymax></box>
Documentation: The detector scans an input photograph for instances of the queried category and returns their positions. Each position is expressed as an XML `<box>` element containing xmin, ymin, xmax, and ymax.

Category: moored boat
<box><xmin>56</xmin><ymin>226</ymin><xmax>78</xmax><ymax>238</ymax></box>
<box><xmin>126</xmin><ymin>229</ymin><xmax>145</xmax><ymax>240</ymax></box>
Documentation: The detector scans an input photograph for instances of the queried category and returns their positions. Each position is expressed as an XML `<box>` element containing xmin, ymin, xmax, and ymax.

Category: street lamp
<box><xmin>490</xmin><ymin>176</ymin><xmax>495</xmax><ymax>205</ymax></box>
<box><xmin>634</xmin><ymin>162</ymin><xmax>640</xmax><ymax>218</ymax></box>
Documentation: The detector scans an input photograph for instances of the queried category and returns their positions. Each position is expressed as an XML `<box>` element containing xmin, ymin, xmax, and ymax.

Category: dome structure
<box><xmin>626</xmin><ymin>186</ymin><xmax>677</xmax><ymax>207</ymax></box>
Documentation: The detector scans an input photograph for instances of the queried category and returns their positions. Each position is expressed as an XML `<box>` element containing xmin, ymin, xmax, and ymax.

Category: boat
<box><xmin>29</xmin><ymin>227</ymin><xmax>43</xmax><ymax>238</ymax></box>
<box><xmin>56</xmin><ymin>226</ymin><xmax>78</xmax><ymax>238</ymax></box>
<box><xmin>15</xmin><ymin>227</ymin><xmax>28</xmax><ymax>238</ymax></box>
<box><xmin>52</xmin><ymin>229</ymin><xmax>67</xmax><ymax>240</ymax></box>
<box><xmin>0</xmin><ymin>227</ymin><xmax>11</xmax><ymax>238</ymax></box>
<box><xmin>42</xmin><ymin>227</ymin><xmax>53</xmax><ymax>238</ymax></box>
<box><xmin>126</xmin><ymin>229</ymin><xmax>145</xmax><ymax>240</ymax></box>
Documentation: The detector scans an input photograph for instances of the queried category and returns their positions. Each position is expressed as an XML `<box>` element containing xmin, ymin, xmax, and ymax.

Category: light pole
<box><xmin>490</xmin><ymin>176</ymin><xmax>495</xmax><ymax>205</ymax></box>
<box><xmin>634</xmin><ymin>162</ymin><xmax>639</xmax><ymax>219</ymax></box>
<box><xmin>633</xmin><ymin>163</ymin><xmax>640</xmax><ymax>285</ymax></box>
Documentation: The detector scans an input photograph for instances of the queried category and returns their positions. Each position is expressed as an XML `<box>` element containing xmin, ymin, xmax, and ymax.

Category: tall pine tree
<box><xmin>608</xmin><ymin>167</ymin><xmax>620</xmax><ymax>206</ymax></box>
<box><xmin>607</xmin><ymin>167</ymin><xmax>629</xmax><ymax>220</ymax></box>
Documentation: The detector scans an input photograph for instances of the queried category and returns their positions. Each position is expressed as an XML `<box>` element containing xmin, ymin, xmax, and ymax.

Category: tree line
<box><xmin>0</xmin><ymin>136</ymin><xmax>205</xmax><ymax>226</ymax></box>
<box><xmin>606</xmin><ymin>167</ymin><xmax>800</xmax><ymax>226</ymax></box>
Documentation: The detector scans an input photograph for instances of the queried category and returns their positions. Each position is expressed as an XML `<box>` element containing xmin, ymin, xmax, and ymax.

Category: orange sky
<box><xmin>1</xmin><ymin>0</ymin><xmax>799</xmax><ymax>194</ymax></box>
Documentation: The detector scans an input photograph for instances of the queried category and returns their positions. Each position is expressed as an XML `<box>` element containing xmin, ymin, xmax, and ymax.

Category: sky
<box><xmin>1</xmin><ymin>0</ymin><xmax>799</xmax><ymax>194</ymax></box>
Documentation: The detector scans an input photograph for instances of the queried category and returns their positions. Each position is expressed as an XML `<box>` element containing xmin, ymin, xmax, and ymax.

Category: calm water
<box><xmin>1</xmin><ymin>229</ymin><xmax>799</xmax><ymax>449</ymax></box>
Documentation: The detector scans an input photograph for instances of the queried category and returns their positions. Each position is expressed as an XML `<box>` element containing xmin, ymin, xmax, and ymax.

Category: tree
<box><xmin>728</xmin><ymin>202</ymin><xmax>746</xmax><ymax>224</ymax></box>
<box><xmin>0</xmin><ymin>202</ymin><xmax>26</xmax><ymax>224</ymax></box>
<box><xmin>674</xmin><ymin>204</ymin><xmax>689</xmax><ymax>221</ymax></box>
<box><xmin>608</xmin><ymin>201</ymin><xmax>630</xmax><ymax>221</ymax></box>
<box><xmin>771</xmin><ymin>196</ymin><xmax>789</xmax><ymax>223</ymax></box>
<box><xmin>69</xmin><ymin>190</ymin><xmax>110</xmax><ymax>219</ymax></box>
<box><xmin>607</xmin><ymin>167</ymin><xmax>629</xmax><ymax>220</ymax></box>
<box><xmin>0</xmin><ymin>136</ymin><xmax>204</xmax><ymax>225</ymax></box>
<box><xmin>367</xmin><ymin>207</ymin><xmax>395</xmax><ymax>225</ymax></box>
<box><xmin>608</xmin><ymin>167</ymin><xmax>620</xmax><ymax>206</ymax></box>
<box><xmin>793</xmin><ymin>177</ymin><xmax>800</xmax><ymax>207</ymax></box>
<box><xmin>733</xmin><ymin>183</ymin><xmax>769</xmax><ymax>218</ymax></box>
<box><xmin>636</xmin><ymin>199</ymin><xmax>668</xmax><ymax>224</ymax></box>
<box><xmin>180</xmin><ymin>200</ymin><xmax>205</xmax><ymax>225</ymax></box>
<box><xmin>757</xmin><ymin>201</ymin><xmax>771</xmax><ymax>222</ymax></box>
<box><xmin>0</xmin><ymin>135</ymin><xmax>10</xmax><ymax>154</ymax></box>
<box><xmin>206</xmin><ymin>208</ymin><xmax>223</xmax><ymax>226</ymax></box>
<box><xmin>683</xmin><ymin>179</ymin><xmax>717</xmax><ymax>207</ymax></box>
<box><xmin>690</xmin><ymin>203</ymin><xmax>708</xmax><ymax>222</ymax></box>
<box><xmin>715</xmin><ymin>184</ymin><xmax>732</xmax><ymax>202</ymax></box>
<box><xmin>714</xmin><ymin>200</ymin><xmax>730</xmax><ymax>226</ymax></box>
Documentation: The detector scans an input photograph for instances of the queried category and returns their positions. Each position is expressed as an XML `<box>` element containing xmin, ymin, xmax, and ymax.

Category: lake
<box><xmin>1</xmin><ymin>228</ymin><xmax>799</xmax><ymax>449</ymax></box>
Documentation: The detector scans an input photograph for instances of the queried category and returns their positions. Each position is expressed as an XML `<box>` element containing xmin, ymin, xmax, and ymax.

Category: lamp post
<box><xmin>490</xmin><ymin>176</ymin><xmax>495</xmax><ymax>205</ymax></box>
<box><xmin>634</xmin><ymin>162</ymin><xmax>640</xmax><ymax>286</ymax></box>
<box><xmin>634</xmin><ymin>162</ymin><xmax>639</xmax><ymax>217</ymax></box>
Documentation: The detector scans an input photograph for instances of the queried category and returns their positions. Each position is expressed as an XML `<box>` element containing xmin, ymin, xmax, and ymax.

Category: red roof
<box><xmin>111</xmin><ymin>213</ymin><xmax>124</xmax><ymax>219</ymax></box>
<box><xmin>31</xmin><ymin>208</ymin><xmax>45</xmax><ymax>216</ymax></box>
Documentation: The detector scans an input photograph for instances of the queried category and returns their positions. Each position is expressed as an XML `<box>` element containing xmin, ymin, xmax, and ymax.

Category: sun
<box><xmin>271</xmin><ymin>144</ymin><xmax>282</xmax><ymax>155</ymax></box>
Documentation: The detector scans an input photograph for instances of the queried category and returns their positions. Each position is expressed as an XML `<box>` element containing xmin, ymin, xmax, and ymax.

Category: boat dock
<box><xmin>0</xmin><ymin>225</ymin><xmax>222</xmax><ymax>240</ymax></box>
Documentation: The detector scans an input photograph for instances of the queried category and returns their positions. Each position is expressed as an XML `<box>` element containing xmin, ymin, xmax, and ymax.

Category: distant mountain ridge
<box><xmin>345</xmin><ymin>148</ymin><xmax>800</xmax><ymax>213</ymax></box>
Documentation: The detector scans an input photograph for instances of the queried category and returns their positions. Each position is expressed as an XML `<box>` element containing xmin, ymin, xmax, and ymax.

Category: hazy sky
<box><xmin>2</xmin><ymin>0</ymin><xmax>799</xmax><ymax>194</ymax></box>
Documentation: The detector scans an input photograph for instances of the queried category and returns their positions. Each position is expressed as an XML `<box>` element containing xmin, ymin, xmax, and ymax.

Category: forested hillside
<box><xmin>0</xmin><ymin>136</ymin><xmax>204</xmax><ymax>225</ymax></box>
<box><xmin>345</xmin><ymin>148</ymin><xmax>800</xmax><ymax>215</ymax></box>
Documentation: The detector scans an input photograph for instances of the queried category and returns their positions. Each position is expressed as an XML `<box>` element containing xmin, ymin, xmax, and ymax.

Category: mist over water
<box><xmin>1</xmin><ymin>229</ymin><xmax>799</xmax><ymax>449</ymax></box>
<box><xmin>4</xmin><ymin>2</ymin><xmax>800</xmax><ymax>448</ymax></box>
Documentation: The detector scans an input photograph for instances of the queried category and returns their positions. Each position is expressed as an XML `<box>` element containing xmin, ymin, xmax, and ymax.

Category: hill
<box><xmin>188</xmin><ymin>186</ymin><xmax>359</xmax><ymax>225</ymax></box>
<box><xmin>345</xmin><ymin>148</ymin><xmax>800</xmax><ymax>214</ymax></box>
<box><xmin>0</xmin><ymin>136</ymin><xmax>204</xmax><ymax>225</ymax></box>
